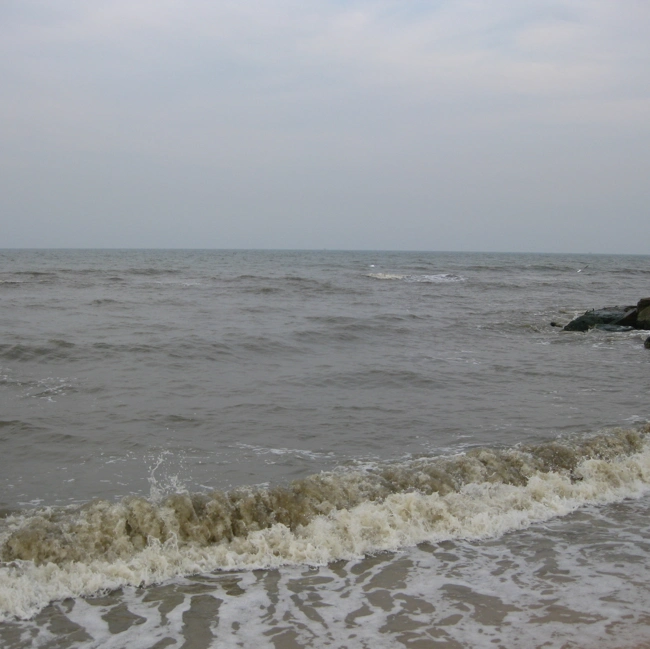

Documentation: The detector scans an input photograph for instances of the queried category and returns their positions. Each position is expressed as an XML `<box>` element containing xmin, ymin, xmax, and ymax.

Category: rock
<box><xmin>562</xmin><ymin>298</ymin><xmax>650</xmax><ymax>332</ymax></box>
<box><xmin>563</xmin><ymin>306</ymin><xmax>636</xmax><ymax>332</ymax></box>
<box><xmin>613</xmin><ymin>306</ymin><xmax>639</xmax><ymax>326</ymax></box>
<box><xmin>637</xmin><ymin>298</ymin><xmax>650</xmax><ymax>329</ymax></box>
<box><xmin>645</xmin><ymin>337</ymin><xmax>650</xmax><ymax>349</ymax></box>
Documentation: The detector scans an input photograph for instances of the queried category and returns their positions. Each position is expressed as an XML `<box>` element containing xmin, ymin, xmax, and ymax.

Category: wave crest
<box><xmin>367</xmin><ymin>273</ymin><xmax>466</xmax><ymax>283</ymax></box>
<box><xmin>1</xmin><ymin>426</ymin><xmax>649</xmax><ymax>620</ymax></box>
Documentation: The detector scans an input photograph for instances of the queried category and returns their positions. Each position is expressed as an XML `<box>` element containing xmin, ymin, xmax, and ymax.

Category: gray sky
<box><xmin>1</xmin><ymin>0</ymin><xmax>649</xmax><ymax>252</ymax></box>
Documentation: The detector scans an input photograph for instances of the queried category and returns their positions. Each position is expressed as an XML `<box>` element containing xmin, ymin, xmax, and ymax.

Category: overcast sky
<box><xmin>1</xmin><ymin>1</ymin><xmax>648</xmax><ymax>252</ymax></box>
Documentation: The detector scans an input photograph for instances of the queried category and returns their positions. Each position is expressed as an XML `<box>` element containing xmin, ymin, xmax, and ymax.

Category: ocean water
<box><xmin>1</xmin><ymin>249</ymin><xmax>650</xmax><ymax>649</ymax></box>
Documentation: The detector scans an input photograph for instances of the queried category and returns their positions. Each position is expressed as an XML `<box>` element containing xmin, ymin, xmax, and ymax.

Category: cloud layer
<box><xmin>2</xmin><ymin>0</ymin><xmax>649</xmax><ymax>251</ymax></box>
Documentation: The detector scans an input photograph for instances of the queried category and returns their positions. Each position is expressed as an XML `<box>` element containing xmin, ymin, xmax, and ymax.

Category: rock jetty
<box><xmin>563</xmin><ymin>298</ymin><xmax>650</xmax><ymax>332</ymax></box>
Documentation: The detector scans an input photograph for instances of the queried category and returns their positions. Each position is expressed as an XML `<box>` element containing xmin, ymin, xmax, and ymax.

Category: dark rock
<box><xmin>616</xmin><ymin>307</ymin><xmax>640</xmax><ymax>327</ymax></box>
<box><xmin>563</xmin><ymin>306</ymin><xmax>636</xmax><ymax>332</ymax></box>
<box><xmin>636</xmin><ymin>297</ymin><xmax>650</xmax><ymax>330</ymax></box>
<box><xmin>644</xmin><ymin>336</ymin><xmax>650</xmax><ymax>349</ymax></box>
<box><xmin>562</xmin><ymin>298</ymin><xmax>650</xmax><ymax>332</ymax></box>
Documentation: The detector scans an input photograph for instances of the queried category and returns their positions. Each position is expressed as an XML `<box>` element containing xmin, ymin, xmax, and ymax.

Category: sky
<box><xmin>1</xmin><ymin>0</ymin><xmax>649</xmax><ymax>252</ymax></box>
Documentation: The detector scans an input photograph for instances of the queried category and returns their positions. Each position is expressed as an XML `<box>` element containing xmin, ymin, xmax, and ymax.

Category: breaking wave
<box><xmin>367</xmin><ymin>273</ymin><xmax>466</xmax><ymax>283</ymax></box>
<box><xmin>1</xmin><ymin>426</ymin><xmax>650</xmax><ymax>621</ymax></box>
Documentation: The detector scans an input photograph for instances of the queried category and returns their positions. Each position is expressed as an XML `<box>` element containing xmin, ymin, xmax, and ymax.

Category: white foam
<box><xmin>366</xmin><ymin>273</ymin><xmax>406</xmax><ymax>280</ymax></box>
<box><xmin>236</xmin><ymin>443</ymin><xmax>330</xmax><ymax>461</ymax></box>
<box><xmin>2</xmin><ymin>445</ymin><xmax>650</xmax><ymax>622</ymax></box>
<box><xmin>367</xmin><ymin>272</ymin><xmax>466</xmax><ymax>283</ymax></box>
<box><xmin>409</xmin><ymin>273</ymin><xmax>466</xmax><ymax>283</ymax></box>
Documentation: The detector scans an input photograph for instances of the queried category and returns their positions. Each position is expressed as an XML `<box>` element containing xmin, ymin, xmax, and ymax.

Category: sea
<box><xmin>1</xmin><ymin>249</ymin><xmax>650</xmax><ymax>649</ymax></box>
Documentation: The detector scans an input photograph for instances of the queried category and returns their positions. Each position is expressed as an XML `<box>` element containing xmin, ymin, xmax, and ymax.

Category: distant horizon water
<box><xmin>3</xmin><ymin>247</ymin><xmax>647</xmax><ymax>257</ymax></box>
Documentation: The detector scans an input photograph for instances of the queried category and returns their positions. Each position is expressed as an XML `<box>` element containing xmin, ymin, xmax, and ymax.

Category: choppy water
<box><xmin>1</xmin><ymin>249</ymin><xmax>650</xmax><ymax>648</ymax></box>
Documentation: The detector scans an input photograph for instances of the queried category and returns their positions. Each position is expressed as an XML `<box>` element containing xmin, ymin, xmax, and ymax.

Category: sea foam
<box><xmin>1</xmin><ymin>426</ymin><xmax>649</xmax><ymax>621</ymax></box>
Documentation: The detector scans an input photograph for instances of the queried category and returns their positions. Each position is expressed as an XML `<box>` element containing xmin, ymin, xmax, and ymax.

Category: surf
<box><xmin>2</xmin><ymin>425</ymin><xmax>650</xmax><ymax>621</ymax></box>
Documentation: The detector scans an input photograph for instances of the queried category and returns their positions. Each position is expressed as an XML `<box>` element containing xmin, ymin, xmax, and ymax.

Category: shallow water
<box><xmin>1</xmin><ymin>249</ymin><xmax>650</xmax><ymax>647</ymax></box>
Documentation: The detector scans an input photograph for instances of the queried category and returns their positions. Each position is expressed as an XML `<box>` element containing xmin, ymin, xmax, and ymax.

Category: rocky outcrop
<box><xmin>562</xmin><ymin>298</ymin><xmax>650</xmax><ymax>332</ymax></box>
<box><xmin>637</xmin><ymin>298</ymin><xmax>650</xmax><ymax>329</ymax></box>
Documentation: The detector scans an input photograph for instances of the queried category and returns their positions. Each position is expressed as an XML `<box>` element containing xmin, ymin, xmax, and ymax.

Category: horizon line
<box><xmin>0</xmin><ymin>247</ymin><xmax>648</xmax><ymax>256</ymax></box>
